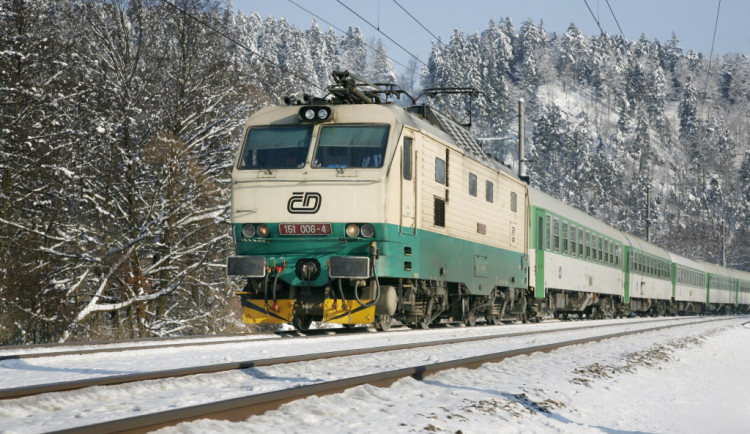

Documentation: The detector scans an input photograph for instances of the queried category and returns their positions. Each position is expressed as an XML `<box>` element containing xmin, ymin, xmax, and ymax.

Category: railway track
<box><xmin>0</xmin><ymin>327</ymin><xmax>377</xmax><ymax>362</ymax></box>
<box><xmin>2</xmin><ymin>316</ymin><xmax>742</xmax><ymax>433</ymax></box>
<box><xmin>0</xmin><ymin>316</ymin><xmax>695</xmax><ymax>400</ymax></box>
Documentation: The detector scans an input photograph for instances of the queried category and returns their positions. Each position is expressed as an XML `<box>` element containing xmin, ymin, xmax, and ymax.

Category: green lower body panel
<box><xmin>232</xmin><ymin>223</ymin><xmax>527</xmax><ymax>295</ymax></box>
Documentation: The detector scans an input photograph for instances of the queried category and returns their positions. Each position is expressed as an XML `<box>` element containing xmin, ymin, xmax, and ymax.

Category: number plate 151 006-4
<box><xmin>279</xmin><ymin>223</ymin><xmax>332</xmax><ymax>236</ymax></box>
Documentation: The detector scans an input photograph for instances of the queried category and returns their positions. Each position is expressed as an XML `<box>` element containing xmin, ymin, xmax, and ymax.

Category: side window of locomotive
<box><xmin>435</xmin><ymin>157</ymin><xmax>446</xmax><ymax>184</ymax></box>
<box><xmin>239</xmin><ymin>126</ymin><xmax>312</xmax><ymax>170</ymax></box>
<box><xmin>402</xmin><ymin>137</ymin><xmax>412</xmax><ymax>180</ymax></box>
<box><xmin>486</xmin><ymin>181</ymin><xmax>494</xmax><ymax>203</ymax></box>
<box><xmin>313</xmin><ymin>125</ymin><xmax>390</xmax><ymax>168</ymax></box>
<box><xmin>510</xmin><ymin>192</ymin><xmax>518</xmax><ymax>212</ymax></box>
<box><xmin>469</xmin><ymin>173</ymin><xmax>477</xmax><ymax>197</ymax></box>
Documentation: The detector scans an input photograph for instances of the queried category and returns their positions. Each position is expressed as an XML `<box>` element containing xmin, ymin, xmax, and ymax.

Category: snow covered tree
<box><xmin>366</xmin><ymin>39</ymin><xmax>397</xmax><ymax>84</ymax></box>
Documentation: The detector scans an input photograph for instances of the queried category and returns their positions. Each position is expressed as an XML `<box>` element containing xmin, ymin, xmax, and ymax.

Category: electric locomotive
<box><xmin>227</xmin><ymin>72</ymin><xmax>530</xmax><ymax>331</ymax></box>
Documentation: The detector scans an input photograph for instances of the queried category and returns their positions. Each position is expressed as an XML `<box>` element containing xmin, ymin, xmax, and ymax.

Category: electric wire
<box><xmin>286</xmin><ymin>0</ymin><xmax>411</xmax><ymax>71</ymax></box>
<box><xmin>700</xmin><ymin>0</ymin><xmax>722</xmax><ymax>117</ymax></box>
<box><xmin>162</xmin><ymin>0</ymin><xmax>325</xmax><ymax>92</ymax></box>
<box><xmin>335</xmin><ymin>0</ymin><xmax>428</xmax><ymax>67</ymax></box>
<box><xmin>582</xmin><ymin>0</ymin><xmax>606</xmax><ymax>35</ymax></box>
<box><xmin>604</xmin><ymin>0</ymin><xmax>625</xmax><ymax>37</ymax></box>
<box><xmin>391</xmin><ymin>0</ymin><xmax>446</xmax><ymax>49</ymax></box>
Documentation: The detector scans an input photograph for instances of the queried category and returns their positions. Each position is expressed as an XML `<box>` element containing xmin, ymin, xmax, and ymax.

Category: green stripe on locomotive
<box><xmin>233</xmin><ymin>222</ymin><xmax>526</xmax><ymax>293</ymax></box>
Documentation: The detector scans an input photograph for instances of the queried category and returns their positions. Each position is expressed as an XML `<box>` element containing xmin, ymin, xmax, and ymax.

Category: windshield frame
<box><xmin>311</xmin><ymin>124</ymin><xmax>391</xmax><ymax>170</ymax></box>
<box><xmin>237</xmin><ymin>125</ymin><xmax>313</xmax><ymax>171</ymax></box>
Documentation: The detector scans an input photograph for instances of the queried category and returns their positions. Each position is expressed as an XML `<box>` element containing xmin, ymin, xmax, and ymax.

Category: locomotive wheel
<box><xmin>292</xmin><ymin>315</ymin><xmax>313</xmax><ymax>332</ymax></box>
<box><xmin>374</xmin><ymin>315</ymin><xmax>392</xmax><ymax>331</ymax></box>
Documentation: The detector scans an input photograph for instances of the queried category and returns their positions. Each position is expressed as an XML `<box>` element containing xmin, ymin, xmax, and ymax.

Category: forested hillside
<box><xmin>2</xmin><ymin>0</ymin><xmax>748</xmax><ymax>343</ymax></box>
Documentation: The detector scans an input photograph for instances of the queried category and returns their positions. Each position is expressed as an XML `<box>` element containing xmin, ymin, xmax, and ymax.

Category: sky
<box><xmin>232</xmin><ymin>0</ymin><xmax>750</xmax><ymax>75</ymax></box>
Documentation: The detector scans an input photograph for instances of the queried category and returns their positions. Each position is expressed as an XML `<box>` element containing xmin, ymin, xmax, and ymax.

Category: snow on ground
<box><xmin>157</xmin><ymin>318</ymin><xmax>750</xmax><ymax>434</ymax></box>
<box><xmin>0</xmin><ymin>318</ymin><xmax>673</xmax><ymax>389</ymax></box>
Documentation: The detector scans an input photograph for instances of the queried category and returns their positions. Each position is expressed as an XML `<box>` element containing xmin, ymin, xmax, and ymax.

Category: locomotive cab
<box><xmin>228</xmin><ymin>101</ymin><xmax>403</xmax><ymax>331</ymax></box>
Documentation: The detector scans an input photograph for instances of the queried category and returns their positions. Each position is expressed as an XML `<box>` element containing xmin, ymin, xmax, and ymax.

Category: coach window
<box><xmin>585</xmin><ymin>231</ymin><xmax>591</xmax><ymax>260</ymax></box>
<box><xmin>435</xmin><ymin>157</ymin><xmax>446</xmax><ymax>184</ymax></box>
<box><xmin>578</xmin><ymin>229</ymin><xmax>584</xmax><ymax>257</ymax></box>
<box><xmin>570</xmin><ymin>225</ymin><xmax>577</xmax><ymax>254</ymax></box>
<box><xmin>469</xmin><ymin>173</ymin><xmax>477</xmax><ymax>197</ymax></box>
<box><xmin>552</xmin><ymin>218</ymin><xmax>560</xmax><ymax>252</ymax></box>
<box><xmin>604</xmin><ymin>239</ymin><xmax>609</xmax><ymax>265</ymax></box>
<box><xmin>402</xmin><ymin>137</ymin><xmax>412</xmax><ymax>180</ymax></box>
<box><xmin>592</xmin><ymin>234</ymin><xmax>598</xmax><ymax>262</ymax></box>
<box><xmin>562</xmin><ymin>222</ymin><xmax>569</xmax><ymax>254</ymax></box>
<box><xmin>615</xmin><ymin>244</ymin><xmax>621</xmax><ymax>267</ymax></box>
<box><xmin>598</xmin><ymin>237</ymin><xmax>603</xmax><ymax>263</ymax></box>
<box><xmin>486</xmin><ymin>181</ymin><xmax>494</xmax><ymax>202</ymax></box>
<box><xmin>546</xmin><ymin>215</ymin><xmax>551</xmax><ymax>250</ymax></box>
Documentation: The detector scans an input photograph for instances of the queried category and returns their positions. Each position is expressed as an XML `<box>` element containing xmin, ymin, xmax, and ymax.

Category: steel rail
<box><xmin>0</xmin><ymin>325</ymin><xmax>377</xmax><ymax>361</ymax></box>
<box><xmin>0</xmin><ymin>316</ymin><xmax>697</xmax><ymax>400</ymax></box>
<box><xmin>49</xmin><ymin>317</ymin><xmax>739</xmax><ymax>434</ymax></box>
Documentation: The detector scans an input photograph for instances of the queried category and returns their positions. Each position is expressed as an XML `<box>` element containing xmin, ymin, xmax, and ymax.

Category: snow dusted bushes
<box><xmin>0</xmin><ymin>0</ymin><xmax>404</xmax><ymax>343</ymax></box>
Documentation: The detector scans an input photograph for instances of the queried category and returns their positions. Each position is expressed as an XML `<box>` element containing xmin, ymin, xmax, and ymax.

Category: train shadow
<box><xmin>422</xmin><ymin>379</ymin><xmax>652</xmax><ymax>434</ymax></box>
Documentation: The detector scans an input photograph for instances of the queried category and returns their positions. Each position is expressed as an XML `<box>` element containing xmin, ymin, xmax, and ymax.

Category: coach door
<box><xmin>400</xmin><ymin>135</ymin><xmax>416</xmax><ymax>236</ymax></box>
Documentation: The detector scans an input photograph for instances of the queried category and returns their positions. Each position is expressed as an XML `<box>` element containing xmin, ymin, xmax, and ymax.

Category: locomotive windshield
<box><xmin>238</xmin><ymin>126</ymin><xmax>312</xmax><ymax>170</ymax></box>
<box><xmin>312</xmin><ymin>125</ymin><xmax>390</xmax><ymax>168</ymax></box>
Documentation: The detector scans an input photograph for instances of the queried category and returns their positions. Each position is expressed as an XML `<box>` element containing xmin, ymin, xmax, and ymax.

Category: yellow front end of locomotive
<box><xmin>241</xmin><ymin>299</ymin><xmax>295</xmax><ymax>324</ymax></box>
<box><xmin>322</xmin><ymin>299</ymin><xmax>376</xmax><ymax>324</ymax></box>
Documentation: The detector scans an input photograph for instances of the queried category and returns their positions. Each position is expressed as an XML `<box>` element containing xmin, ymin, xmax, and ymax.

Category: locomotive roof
<box><xmin>245</xmin><ymin>102</ymin><xmax>520</xmax><ymax>180</ymax></box>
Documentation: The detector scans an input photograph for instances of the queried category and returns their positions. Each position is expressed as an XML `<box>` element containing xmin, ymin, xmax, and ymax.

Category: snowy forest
<box><xmin>2</xmin><ymin>0</ymin><xmax>749</xmax><ymax>344</ymax></box>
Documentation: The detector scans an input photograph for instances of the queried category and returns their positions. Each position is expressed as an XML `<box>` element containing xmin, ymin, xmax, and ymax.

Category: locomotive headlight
<box><xmin>256</xmin><ymin>224</ymin><xmax>270</xmax><ymax>238</ymax></box>
<box><xmin>360</xmin><ymin>223</ymin><xmax>375</xmax><ymax>238</ymax></box>
<box><xmin>317</xmin><ymin>108</ymin><xmax>329</xmax><ymax>120</ymax></box>
<box><xmin>303</xmin><ymin>108</ymin><xmax>315</xmax><ymax>120</ymax></box>
<box><xmin>345</xmin><ymin>223</ymin><xmax>360</xmax><ymax>238</ymax></box>
<box><xmin>241</xmin><ymin>224</ymin><xmax>256</xmax><ymax>238</ymax></box>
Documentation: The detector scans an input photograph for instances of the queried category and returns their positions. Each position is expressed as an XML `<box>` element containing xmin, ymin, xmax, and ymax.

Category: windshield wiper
<box><xmin>256</xmin><ymin>156</ymin><xmax>273</xmax><ymax>175</ymax></box>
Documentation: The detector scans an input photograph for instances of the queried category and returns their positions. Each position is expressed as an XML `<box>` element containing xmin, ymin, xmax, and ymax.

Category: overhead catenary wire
<box><xmin>391</xmin><ymin>0</ymin><xmax>447</xmax><ymax>49</ymax></box>
<box><xmin>582</xmin><ymin>0</ymin><xmax>606</xmax><ymax>35</ymax></box>
<box><xmin>335</xmin><ymin>0</ymin><xmax>428</xmax><ymax>68</ymax></box>
<box><xmin>162</xmin><ymin>0</ymin><xmax>325</xmax><ymax>92</ymax></box>
<box><xmin>700</xmin><ymin>0</ymin><xmax>722</xmax><ymax>117</ymax></box>
<box><xmin>286</xmin><ymin>0</ymin><xmax>411</xmax><ymax>71</ymax></box>
<box><xmin>604</xmin><ymin>0</ymin><xmax>625</xmax><ymax>38</ymax></box>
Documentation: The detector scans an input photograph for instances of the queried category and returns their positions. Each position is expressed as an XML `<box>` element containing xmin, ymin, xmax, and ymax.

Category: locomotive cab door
<box><xmin>400</xmin><ymin>135</ymin><xmax>417</xmax><ymax>236</ymax></box>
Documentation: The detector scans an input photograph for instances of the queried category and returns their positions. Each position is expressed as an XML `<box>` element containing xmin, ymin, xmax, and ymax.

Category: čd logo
<box><xmin>287</xmin><ymin>192</ymin><xmax>322</xmax><ymax>214</ymax></box>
